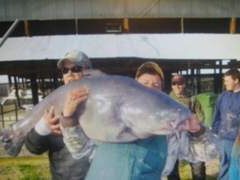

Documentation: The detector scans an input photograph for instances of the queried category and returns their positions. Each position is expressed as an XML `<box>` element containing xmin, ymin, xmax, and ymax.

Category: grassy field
<box><xmin>0</xmin><ymin>156</ymin><xmax>50</xmax><ymax>180</ymax></box>
<box><xmin>0</xmin><ymin>156</ymin><xmax>218</xmax><ymax>180</ymax></box>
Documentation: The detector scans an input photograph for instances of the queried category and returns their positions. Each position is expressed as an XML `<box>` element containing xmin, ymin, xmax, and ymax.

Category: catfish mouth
<box><xmin>151</xmin><ymin>120</ymin><xmax>178</xmax><ymax>135</ymax></box>
<box><xmin>152</xmin><ymin>116</ymin><xmax>189</xmax><ymax>135</ymax></box>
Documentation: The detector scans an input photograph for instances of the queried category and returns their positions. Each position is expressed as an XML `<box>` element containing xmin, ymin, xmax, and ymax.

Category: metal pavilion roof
<box><xmin>0</xmin><ymin>34</ymin><xmax>240</xmax><ymax>61</ymax></box>
<box><xmin>1</xmin><ymin>0</ymin><xmax>240</xmax><ymax>21</ymax></box>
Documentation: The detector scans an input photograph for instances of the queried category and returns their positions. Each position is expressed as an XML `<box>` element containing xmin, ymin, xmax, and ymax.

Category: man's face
<box><xmin>224</xmin><ymin>75</ymin><xmax>239</xmax><ymax>91</ymax></box>
<box><xmin>61</xmin><ymin>61</ymin><xmax>83</xmax><ymax>85</ymax></box>
<box><xmin>137</xmin><ymin>73</ymin><xmax>163</xmax><ymax>91</ymax></box>
<box><xmin>171</xmin><ymin>81</ymin><xmax>185</xmax><ymax>97</ymax></box>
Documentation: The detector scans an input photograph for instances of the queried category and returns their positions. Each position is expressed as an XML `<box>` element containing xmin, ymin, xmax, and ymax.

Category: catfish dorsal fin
<box><xmin>83</xmin><ymin>69</ymin><xmax>106</xmax><ymax>78</ymax></box>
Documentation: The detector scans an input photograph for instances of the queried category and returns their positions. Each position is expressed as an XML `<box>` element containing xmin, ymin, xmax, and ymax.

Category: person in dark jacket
<box><xmin>212</xmin><ymin>68</ymin><xmax>240</xmax><ymax>180</ymax></box>
<box><xmin>25</xmin><ymin>50</ymin><xmax>92</xmax><ymax>180</ymax></box>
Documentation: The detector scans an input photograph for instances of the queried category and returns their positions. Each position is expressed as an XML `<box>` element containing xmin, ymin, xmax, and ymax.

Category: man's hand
<box><xmin>63</xmin><ymin>87</ymin><xmax>89</xmax><ymax>117</ymax></box>
<box><xmin>43</xmin><ymin>106</ymin><xmax>61</xmax><ymax>135</ymax></box>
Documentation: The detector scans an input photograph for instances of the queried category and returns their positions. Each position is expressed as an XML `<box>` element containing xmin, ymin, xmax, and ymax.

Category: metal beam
<box><xmin>0</xmin><ymin>19</ymin><xmax>19</xmax><ymax>47</ymax></box>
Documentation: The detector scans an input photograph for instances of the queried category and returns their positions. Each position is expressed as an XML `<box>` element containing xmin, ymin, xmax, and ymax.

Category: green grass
<box><xmin>0</xmin><ymin>156</ymin><xmax>50</xmax><ymax>180</ymax></box>
<box><xmin>0</xmin><ymin>156</ymin><xmax>218</xmax><ymax>180</ymax></box>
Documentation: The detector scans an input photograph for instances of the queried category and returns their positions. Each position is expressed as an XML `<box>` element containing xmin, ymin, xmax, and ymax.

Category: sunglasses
<box><xmin>172</xmin><ymin>81</ymin><xmax>184</xmax><ymax>86</ymax></box>
<box><xmin>62</xmin><ymin>66</ymin><xmax>83</xmax><ymax>74</ymax></box>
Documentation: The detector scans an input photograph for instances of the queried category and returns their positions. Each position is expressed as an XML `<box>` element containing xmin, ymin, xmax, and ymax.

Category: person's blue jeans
<box><xmin>218</xmin><ymin>139</ymin><xmax>234</xmax><ymax>180</ymax></box>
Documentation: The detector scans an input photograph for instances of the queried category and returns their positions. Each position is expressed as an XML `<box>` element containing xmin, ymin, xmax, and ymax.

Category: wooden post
<box><xmin>181</xmin><ymin>17</ymin><xmax>184</xmax><ymax>33</ymax></box>
<box><xmin>24</xmin><ymin>20</ymin><xmax>30</xmax><ymax>36</ymax></box>
<box><xmin>123</xmin><ymin>18</ymin><xmax>129</xmax><ymax>32</ymax></box>
<box><xmin>230</xmin><ymin>17</ymin><xmax>236</xmax><ymax>34</ymax></box>
<box><xmin>75</xmin><ymin>19</ymin><xmax>78</xmax><ymax>34</ymax></box>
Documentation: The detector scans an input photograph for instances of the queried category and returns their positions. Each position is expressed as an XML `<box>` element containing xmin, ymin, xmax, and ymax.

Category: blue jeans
<box><xmin>218</xmin><ymin>139</ymin><xmax>234</xmax><ymax>180</ymax></box>
<box><xmin>86</xmin><ymin>136</ymin><xmax>167</xmax><ymax>180</ymax></box>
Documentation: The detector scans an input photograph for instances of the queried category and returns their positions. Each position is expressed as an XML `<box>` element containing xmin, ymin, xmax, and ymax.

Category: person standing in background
<box><xmin>168</xmin><ymin>74</ymin><xmax>206</xmax><ymax>180</ymax></box>
<box><xmin>212</xmin><ymin>68</ymin><xmax>240</xmax><ymax>180</ymax></box>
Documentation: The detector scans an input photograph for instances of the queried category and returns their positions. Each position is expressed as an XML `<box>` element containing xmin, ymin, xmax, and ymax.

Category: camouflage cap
<box><xmin>135</xmin><ymin>61</ymin><xmax>164</xmax><ymax>80</ymax></box>
<box><xmin>57</xmin><ymin>50</ymin><xmax>92</xmax><ymax>69</ymax></box>
<box><xmin>171</xmin><ymin>74</ymin><xmax>186</xmax><ymax>84</ymax></box>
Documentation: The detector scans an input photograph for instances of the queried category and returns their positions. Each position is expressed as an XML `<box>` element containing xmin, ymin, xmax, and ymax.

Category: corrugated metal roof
<box><xmin>0</xmin><ymin>34</ymin><xmax>240</xmax><ymax>61</ymax></box>
<box><xmin>1</xmin><ymin>0</ymin><xmax>240</xmax><ymax>21</ymax></box>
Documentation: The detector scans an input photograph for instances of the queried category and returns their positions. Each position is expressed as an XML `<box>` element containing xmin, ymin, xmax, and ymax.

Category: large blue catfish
<box><xmin>1</xmin><ymin>71</ymin><xmax>192</xmax><ymax>156</ymax></box>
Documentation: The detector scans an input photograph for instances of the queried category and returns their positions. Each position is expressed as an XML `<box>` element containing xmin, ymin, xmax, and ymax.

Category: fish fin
<box><xmin>116</xmin><ymin>126</ymin><xmax>139</xmax><ymax>141</ymax></box>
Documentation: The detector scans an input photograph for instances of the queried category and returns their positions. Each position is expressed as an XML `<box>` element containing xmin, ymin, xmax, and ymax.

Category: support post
<box><xmin>30</xmin><ymin>74</ymin><xmax>39</xmax><ymax>105</ymax></box>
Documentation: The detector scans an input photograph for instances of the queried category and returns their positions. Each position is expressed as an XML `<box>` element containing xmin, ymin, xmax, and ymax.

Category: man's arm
<box><xmin>25</xmin><ymin>128</ymin><xmax>49</xmax><ymax>154</ymax></box>
<box><xmin>59</xmin><ymin>87</ymin><xmax>90</xmax><ymax>159</ymax></box>
<box><xmin>25</xmin><ymin>107</ymin><xmax>60</xmax><ymax>154</ymax></box>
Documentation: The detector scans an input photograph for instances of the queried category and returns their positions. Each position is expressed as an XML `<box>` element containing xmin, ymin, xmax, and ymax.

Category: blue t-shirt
<box><xmin>86</xmin><ymin>136</ymin><xmax>167</xmax><ymax>180</ymax></box>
